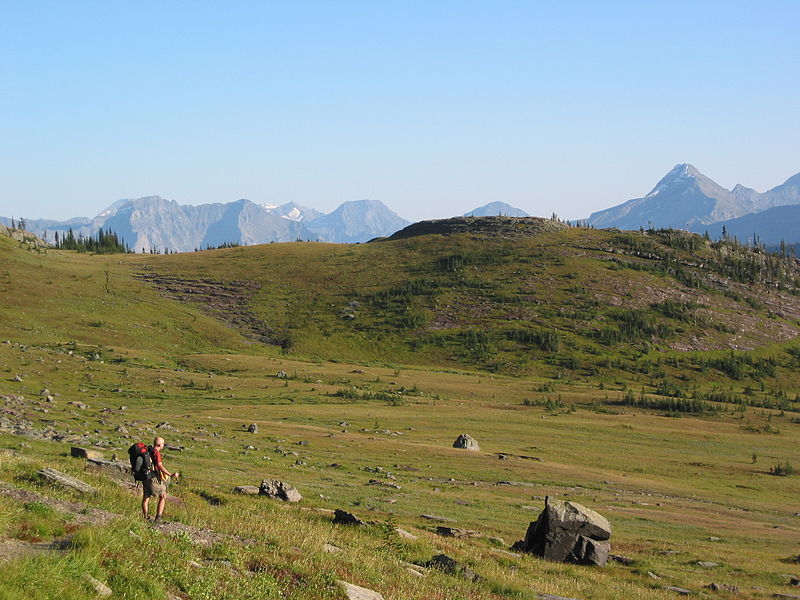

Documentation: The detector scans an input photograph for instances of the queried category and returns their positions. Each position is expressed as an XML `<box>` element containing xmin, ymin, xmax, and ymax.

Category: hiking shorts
<box><xmin>143</xmin><ymin>477</ymin><xmax>166</xmax><ymax>499</ymax></box>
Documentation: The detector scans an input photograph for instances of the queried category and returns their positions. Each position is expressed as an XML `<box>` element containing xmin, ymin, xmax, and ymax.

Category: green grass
<box><xmin>1</xmin><ymin>225</ymin><xmax>800</xmax><ymax>598</ymax></box>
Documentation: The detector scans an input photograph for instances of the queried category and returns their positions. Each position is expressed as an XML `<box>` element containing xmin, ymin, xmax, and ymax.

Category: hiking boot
<box><xmin>153</xmin><ymin>515</ymin><xmax>163</xmax><ymax>523</ymax></box>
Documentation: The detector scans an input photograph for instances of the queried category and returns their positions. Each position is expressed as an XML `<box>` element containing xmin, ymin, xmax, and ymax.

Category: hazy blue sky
<box><xmin>1</xmin><ymin>1</ymin><xmax>798</xmax><ymax>222</ymax></box>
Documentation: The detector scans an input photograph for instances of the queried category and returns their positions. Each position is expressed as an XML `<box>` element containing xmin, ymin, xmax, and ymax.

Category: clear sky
<box><xmin>1</xmin><ymin>1</ymin><xmax>798</xmax><ymax>222</ymax></box>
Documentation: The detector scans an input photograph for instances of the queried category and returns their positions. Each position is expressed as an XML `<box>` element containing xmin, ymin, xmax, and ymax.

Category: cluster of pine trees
<box><xmin>54</xmin><ymin>228</ymin><xmax>130</xmax><ymax>254</ymax></box>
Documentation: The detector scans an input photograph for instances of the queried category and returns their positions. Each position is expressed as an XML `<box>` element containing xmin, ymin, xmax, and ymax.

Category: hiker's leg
<box><xmin>142</xmin><ymin>495</ymin><xmax>149</xmax><ymax>518</ymax></box>
<box><xmin>156</xmin><ymin>492</ymin><xmax>166</xmax><ymax>517</ymax></box>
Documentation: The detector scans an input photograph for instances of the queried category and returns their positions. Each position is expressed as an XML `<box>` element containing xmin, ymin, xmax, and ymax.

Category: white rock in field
<box><xmin>338</xmin><ymin>580</ymin><xmax>384</xmax><ymax>600</ymax></box>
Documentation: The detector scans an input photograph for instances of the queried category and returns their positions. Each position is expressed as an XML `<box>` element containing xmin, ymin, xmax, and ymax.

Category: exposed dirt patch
<box><xmin>133</xmin><ymin>268</ymin><xmax>276</xmax><ymax>344</ymax></box>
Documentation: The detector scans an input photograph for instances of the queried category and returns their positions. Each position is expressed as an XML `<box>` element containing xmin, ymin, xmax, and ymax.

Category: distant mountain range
<box><xmin>1</xmin><ymin>197</ymin><xmax>411</xmax><ymax>251</ymax></box>
<box><xmin>5</xmin><ymin>166</ymin><xmax>800</xmax><ymax>252</ymax></box>
<box><xmin>586</xmin><ymin>164</ymin><xmax>800</xmax><ymax>244</ymax></box>
<box><xmin>1</xmin><ymin>199</ymin><xmax>535</xmax><ymax>252</ymax></box>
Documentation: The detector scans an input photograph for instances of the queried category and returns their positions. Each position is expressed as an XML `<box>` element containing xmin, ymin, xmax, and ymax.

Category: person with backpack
<box><xmin>130</xmin><ymin>437</ymin><xmax>180</xmax><ymax>522</ymax></box>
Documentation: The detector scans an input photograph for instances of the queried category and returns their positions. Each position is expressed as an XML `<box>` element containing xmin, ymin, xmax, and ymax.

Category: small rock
<box><xmin>71</xmin><ymin>446</ymin><xmax>102</xmax><ymax>460</ymax></box>
<box><xmin>82</xmin><ymin>574</ymin><xmax>112</xmax><ymax>597</ymax></box>
<box><xmin>420</xmin><ymin>514</ymin><xmax>456</xmax><ymax>522</ymax></box>
<box><xmin>648</xmin><ymin>572</ymin><xmax>662</xmax><ymax>580</ymax></box>
<box><xmin>662</xmin><ymin>586</ymin><xmax>692</xmax><ymax>595</ymax></box>
<box><xmin>697</xmin><ymin>561</ymin><xmax>719</xmax><ymax>568</ymax></box>
<box><xmin>333</xmin><ymin>509</ymin><xmax>365</xmax><ymax>526</ymax></box>
<box><xmin>128</xmin><ymin>530</ymin><xmax>142</xmax><ymax>541</ymax></box>
<box><xmin>337</xmin><ymin>580</ymin><xmax>384</xmax><ymax>600</ymax></box>
<box><xmin>248</xmin><ymin>423</ymin><xmax>258</xmax><ymax>434</ymax></box>
<box><xmin>259</xmin><ymin>479</ymin><xmax>302</xmax><ymax>502</ymax></box>
<box><xmin>705</xmin><ymin>583</ymin><xmax>739</xmax><ymax>593</ymax></box>
<box><xmin>427</xmin><ymin>554</ymin><xmax>480</xmax><ymax>581</ymax></box>
<box><xmin>233</xmin><ymin>485</ymin><xmax>260</xmax><ymax>495</ymax></box>
<box><xmin>323</xmin><ymin>543</ymin><xmax>342</xmax><ymax>554</ymax></box>
<box><xmin>436</xmin><ymin>526</ymin><xmax>481</xmax><ymax>539</ymax></box>
<box><xmin>276</xmin><ymin>371</ymin><xmax>287</xmax><ymax>378</ymax></box>
<box><xmin>610</xmin><ymin>554</ymin><xmax>633</xmax><ymax>566</ymax></box>
<box><xmin>395</xmin><ymin>528</ymin><xmax>417</xmax><ymax>540</ymax></box>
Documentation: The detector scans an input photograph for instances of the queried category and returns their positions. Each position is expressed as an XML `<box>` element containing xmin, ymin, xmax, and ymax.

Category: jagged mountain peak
<box><xmin>268</xmin><ymin>201</ymin><xmax>323</xmax><ymax>222</ymax></box>
<box><xmin>588</xmin><ymin>164</ymin><xmax>749</xmax><ymax>230</ymax></box>
<box><xmin>645</xmin><ymin>163</ymin><xmax>706</xmax><ymax>198</ymax></box>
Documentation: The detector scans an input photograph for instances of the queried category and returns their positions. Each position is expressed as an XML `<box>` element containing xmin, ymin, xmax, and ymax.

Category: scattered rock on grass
<box><xmin>70</xmin><ymin>446</ymin><xmax>102</xmax><ymax>460</ymax></box>
<box><xmin>396</xmin><ymin>528</ymin><xmax>417</xmax><ymax>540</ymax></box>
<box><xmin>333</xmin><ymin>509</ymin><xmax>365</xmax><ymax>526</ymax></box>
<box><xmin>338</xmin><ymin>580</ymin><xmax>384</xmax><ymax>600</ymax></box>
<box><xmin>705</xmin><ymin>583</ymin><xmax>740</xmax><ymax>593</ymax></box>
<box><xmin>37</xmin><ymin>468</ymin><xmax>96</xmax><ymax>494</ymax></box>
<box><xmin>427</xmin><ymin>554</ymin><xmax>480</xmax><ymax>581</ymax></box>
<box><xmin>233</xmin><ymin>485</ymin><xmax>260</xmax><ymax>495</ymax></box>
<box><xmin>453</xmin><ymin>433</ymin><xmax>480</xmax><ymax>451</ymax></box>
<box><xmin>82</xmin><ymin>573</ymin><xmax>112</xmax><ymax>597</ymax></box>
<box><xmin>436</xmin><ymin>526</ymin><xmax>481</xmax><ymax>539</ymax></box>
<box><xmin>662</xmin><ymin>586</ymin><xmax>692</xmax><ymax>595</ymax></box>
<box><xmin>259</xmin><ymin>479</ymin><xmax>302</xmax><ymax>502</ymax></box>
<box><xmin>420</xmin><ymin>513</ymin><xmax>456</xmax><ymax>523</ymax></box>
<box><xmin>247</xmin><ymin>423</ymin><xmax>258</xmax><ymax>434</ymax></box>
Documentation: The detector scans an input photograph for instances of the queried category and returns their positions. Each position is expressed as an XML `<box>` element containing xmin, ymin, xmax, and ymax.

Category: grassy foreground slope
<box><xmin>1</xmin><ymin>221</ymin><xmax>799</xmax><ymax>599</ymax></box>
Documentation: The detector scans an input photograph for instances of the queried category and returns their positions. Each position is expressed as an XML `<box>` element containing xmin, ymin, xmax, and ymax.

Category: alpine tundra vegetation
<box><xmin>1</xmin><ymin>219</ymin><xmax>799</xmax><ymax>600</ymax></box>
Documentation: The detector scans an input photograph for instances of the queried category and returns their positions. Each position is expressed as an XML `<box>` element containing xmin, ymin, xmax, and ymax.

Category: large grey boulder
<box><xmin>453</xmin><ymin>434</ymin><xmax>480</xmax><ymax>451</ymax></box>
<box><xmin>259</xmin><ymin>479</ymin><xmax>302</xmax><ymax>502</ymax></box>
<box><xmin>515</xmin><ymin>497</ymin><xmax>611</xmax><ymax>566</ymax></box>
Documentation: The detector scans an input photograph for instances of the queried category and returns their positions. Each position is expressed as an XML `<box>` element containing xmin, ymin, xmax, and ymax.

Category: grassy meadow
<box><xmin>1</xmin><ymin>223</ymin><xmax>799</xmax><ymax>599</ymax></box>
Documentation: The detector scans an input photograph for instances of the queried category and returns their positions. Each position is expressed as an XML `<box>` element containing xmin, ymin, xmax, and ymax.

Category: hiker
<box><xmin>141</xmin><ymin>436</ymin><xmax>180</xmax><ymax>522</ymax></box>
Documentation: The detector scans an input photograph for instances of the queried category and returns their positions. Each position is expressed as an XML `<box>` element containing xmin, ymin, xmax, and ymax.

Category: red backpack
<box><xmin>128</xmin><ymin>442</ymin><xmax>154</xmax><ymax>481</ymax></box>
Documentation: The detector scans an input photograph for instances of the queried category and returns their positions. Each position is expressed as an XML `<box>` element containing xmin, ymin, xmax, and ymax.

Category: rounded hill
<box><xmin>383</xmin><ymin>216</ymin><xmax>569</xmax><ymax>241</ymax></box>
